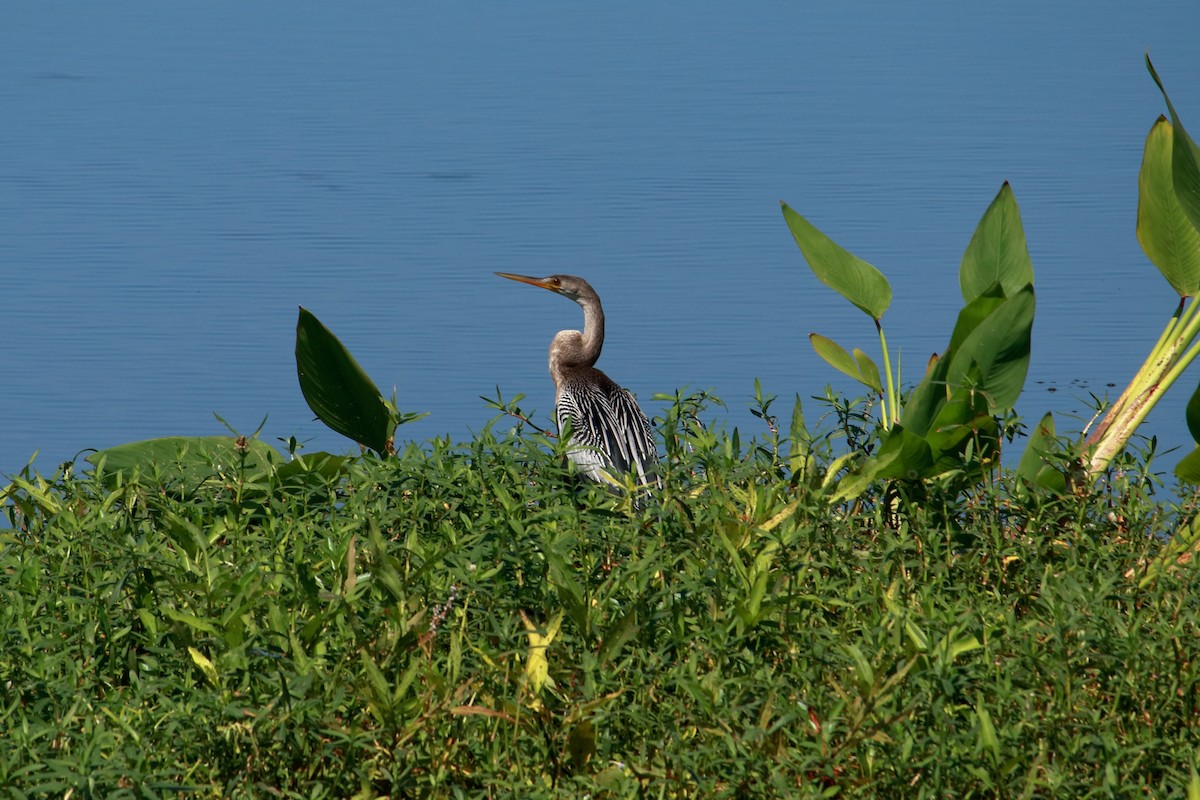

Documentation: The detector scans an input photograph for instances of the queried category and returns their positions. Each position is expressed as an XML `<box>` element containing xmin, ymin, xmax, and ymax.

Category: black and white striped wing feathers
<box><xmin>556</xmin><ymin>369</ymin><xmax>658</xmax><ymax>489</ymax></box>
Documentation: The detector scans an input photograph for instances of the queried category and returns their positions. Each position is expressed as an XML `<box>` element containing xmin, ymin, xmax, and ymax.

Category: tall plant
<box><xmin>1084</xmin><ymin>56</ymin><xmax>1200</xmax><ymax>481</ymax></box>
<box><xmin>783</xmin><ymin>183</ymin><xmax>1035</xmax><ymax>499</ymax></box>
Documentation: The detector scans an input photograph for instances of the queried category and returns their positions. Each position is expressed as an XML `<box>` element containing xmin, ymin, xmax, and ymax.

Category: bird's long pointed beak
<box><xmin>494</xmin><ymin>272</ymin><xmax>556</xmax><ymax>292</ymax></box>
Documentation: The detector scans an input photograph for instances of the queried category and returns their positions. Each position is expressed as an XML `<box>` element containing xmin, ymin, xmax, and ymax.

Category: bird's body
<box><xmin>496</xmin><ymin>272</ymin><xmax>659</xmax><ymax>491</ymax></box>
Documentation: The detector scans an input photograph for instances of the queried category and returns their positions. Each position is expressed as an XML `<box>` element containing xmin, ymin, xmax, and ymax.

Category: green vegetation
<box><xmin>5</xmin><ymin>55</ymin><xmax>1200</xmax><ymax>799</ymax></box>
<box><xmin>4</xmin><ymin>394</ymin><xmax>1200</xmax><ymax>798</ymax></box>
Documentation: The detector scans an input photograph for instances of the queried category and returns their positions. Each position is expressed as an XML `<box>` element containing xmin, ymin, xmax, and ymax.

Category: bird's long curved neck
<box><xmin>574</xmin><ymin>295</ymin><xmax>605</xmax><ymax>367</ymax></box>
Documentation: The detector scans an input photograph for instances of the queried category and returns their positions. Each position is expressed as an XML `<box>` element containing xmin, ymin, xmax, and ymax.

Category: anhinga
<box><xmin>495</xmin><ymin>272</ymin><xmax>659</xmax><ymax>493</ymax></box>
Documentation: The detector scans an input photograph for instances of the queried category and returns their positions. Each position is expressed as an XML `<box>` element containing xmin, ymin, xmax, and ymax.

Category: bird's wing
<box><xmin>556</xmin><ymin>387</ymin><xmax>620</xmax><ymax>486</ymax></box>
<box><xmin>606</xmin><ymin>387</ymin><xmax>660</xmax><ymax>489</ymax></box>
<box><xmin>557</xmin><ymin>379</ymin><xmax>659</xmax><ymax>489</ymax></box>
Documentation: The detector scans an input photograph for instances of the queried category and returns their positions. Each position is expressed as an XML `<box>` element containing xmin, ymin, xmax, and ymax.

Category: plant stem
<box><xmin>877</xmin><ymin>319</ymin><xmax>898</xmax><ymax>430</ymax></box>
<box><xmin>1086</xmin><ymin>297</ymin><xmax>1200</xmax><ymax>476</ymax></box>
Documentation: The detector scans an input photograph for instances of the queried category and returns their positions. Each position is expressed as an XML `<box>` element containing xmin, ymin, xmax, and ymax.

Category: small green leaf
<box><xmin>783</xmin><ymin>202</ymin><xmax>892</xmax><ymax>320</ymax></box>
<box><xmin>852</xmin><ymin>348</ymin><xmax>883</xmax><ymax>393</ymax></box>
<box><xmin>960</xmin><ymin>182</ymin><xmax>1034</xmax><ymax>303</ymax></box>
<box><xmin>1138</xmin><ymin>117</ymin><xmax>1200</xmax><ymax>297</ymax></box>
<box><xmin>808</xmin><ymin>335</ymin><xmax>883</xmax><ymax>392</ymax></box>
<box><xmin>188</xmin><ymin>647</ymin><xmax>221</xmax><ymax>689</ymax></box>
<box><xmin>946</xmin><ymin>285</ymin><xmax>1036</xmax><ymax>414</ymax></box>
<box><xmin>296</xmin><ymin>306</ymin><xmax>394</xmax><ymax>455</ymax></box>
<box><xmin>975</xmin><ymin>696</ymin><xmax>1000</xmax><ymax>763</ymax></box>
<box><xmin>598</xmin><ymin>608</ymin><xmax>640</xmax><ymax>666</ymax></box>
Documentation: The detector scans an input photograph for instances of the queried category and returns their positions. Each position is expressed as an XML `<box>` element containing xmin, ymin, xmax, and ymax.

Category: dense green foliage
<box><xmin>4</xmin><ymin>393</ymin><xmax>1200</xmax><ymax>798</ymax></box>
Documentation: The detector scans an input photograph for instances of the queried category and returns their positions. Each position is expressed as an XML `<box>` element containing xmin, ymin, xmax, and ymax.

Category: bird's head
<box><xmin>495</xmin><ymin>272</ymin><xmax>595</xmax><ymax>304</ymax></box>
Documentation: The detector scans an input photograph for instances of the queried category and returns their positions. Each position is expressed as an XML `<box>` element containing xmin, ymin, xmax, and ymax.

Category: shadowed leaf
<box><xmin>1017</xmin><ymin>412</ymin><xmax>1067</xmax><ymax>493</ymax></box>
<box><xmin>296</xmin><ymin>306</ymin><xmax>393</xmax><ymax>455</ymax></box>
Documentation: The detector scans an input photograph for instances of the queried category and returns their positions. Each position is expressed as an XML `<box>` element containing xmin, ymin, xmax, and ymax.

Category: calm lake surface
<box><xmin>4</xmin><ymin>3</ymin><xmax>1200</xmax><ymax>480</ymax></box>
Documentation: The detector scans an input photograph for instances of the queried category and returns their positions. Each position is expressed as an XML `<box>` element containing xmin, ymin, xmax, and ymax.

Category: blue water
<box><xmin>3</xmin><ymin>3</ymin><xmax>1200</xmax><ymax>480</ymax></box>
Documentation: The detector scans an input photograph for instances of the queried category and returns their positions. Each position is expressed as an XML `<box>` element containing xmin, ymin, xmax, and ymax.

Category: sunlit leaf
<box><xmin>960</xmin><ymin>182</ymin><xmax>1035</xmax><ymax>303</ymax></box>
<box><xmin>521</xmin><ymin>610</ymin><xmax>562</xmax><ymax>703</ymax></box>
<box><xmin>782</xmin><ymin>202</ymin><xmax>892</xmax><ymax>320</ymax></box>
<box><xmin>296</xmin><ymin>306</ymin><xmax>393</xmax><ymax>455</ymax></box>
<box><xmin>1137</xmin><ymin>117</ymin><xmax>1200</xmax><ymax>297</ymax></box>
<box><xmin>1147</xmin><ymin>55</ymin><xmax>1200</xmax><ymax>237</ymax></box>
<box><xmin>87</xmin><ymin>435</ymin><xmax>282</xmax><ymax>486</ymax></box>
<box><xmin>188</xmin><ymin>647</ymin><xmax>221</xmax><ymax>688</ymax></box>
<box><xmin>852</xmin><ymin>348</ymin><xmax>883</xmax><ymax>393</ymax></box>
<box><xmin>809</xmin><ymin>333</ymin><xmax>858</xmax><ymax>380</ymax></box>
<box><xmin>806</xmin><ymin>334</ymin><xmax>884</xmax><ymax>393</ymax></box>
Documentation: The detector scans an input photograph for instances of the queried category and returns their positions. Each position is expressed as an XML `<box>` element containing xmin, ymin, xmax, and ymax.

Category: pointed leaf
<box><xmin>783</xmin><ymin>202</ymin><xmax>891</xmax><ymax>320</ymax></box>
<box><xmin>809</xmin><ymin>333</ymin><xmax>859</xmax><ymax>380</ymax></box>
<box><xmin>810</xmin><ymin>333</ymin><xmax>878</xmax><ymax>391</ymax></box>
<box><xmin>296</xmin><ymin>307</ymin><xmax>393</xmax><ymax>455</ymax></box>
<box><xmin>1147</xmin><ymin>55</ymin><xmax>1200</xmax><ymax>236</ymax></box>
<box><xmin>960</xmin><ymin>182</ymin><xmax>1035</xmax><ymax>303</ymax></box>
<box><xmin>1137</xmin><ymin>117</ymin><xmax>1200</xmax><ymax>297</ymax></box>
<box><xmin>852</xmin><ymin>349</ymin><xmax>883</xmax><ymax>392</ymax></box>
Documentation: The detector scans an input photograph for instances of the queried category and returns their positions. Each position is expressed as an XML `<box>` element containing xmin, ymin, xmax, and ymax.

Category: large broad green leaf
<box><xmin>959</xmin><ymin>182</ymin><xmax>1034</xmax><ymax>303</ymax></box>
<box><xmin>87</xmin><ymin>435</ymin><xmax>282</xmax><ymax>486</ymax></box>
<box><xmin>296</xmin><ymin>307</ymin><xmax>393</xmax><ymax>455</ymax></box>
<box><xmin>1137</xmin><ymin>117</ymin><xmax>1200</xmax><ymax>297</ymax></box>
<box><xmin>900</xmin><ymin>286</ymin><xmax>1020</xmax><ymax>436</ymax></box>
<box><xmin>862</xmin><ymin>424</ymin><xmax>935</xmax><ymax>481</ymax></box>
<box><xmin>782</xmin><ymin>202</ymin><xmax>892</xmax><ymax>320</ymax></box>
<box><xmin>1147</xmin><ymin>55</ymin><xmax>1200</xmax><ymax>238</ymax></box>
<box><xmin>809</xmin><ymin>334</ymin><xmax>883</xmax><ymax>392</ymax></box>
<box><xmin>946</xmin><ymin>284</ymin><xmax>1008</xmax><ymax>356</ymax></box>
<box><xmin>945</xmin><ymin>285</ymin><xmax>1035</xmax><ymax>414</ymax></box>
<box><xmin>831</xmin><ymin>423</ymin><xmax>933</xmax><ymax>500</ymax></box>
<box><xmin>899</xmin><ymin>285</ymin><xmax>1033</xmax><ymax>451</ymax></box>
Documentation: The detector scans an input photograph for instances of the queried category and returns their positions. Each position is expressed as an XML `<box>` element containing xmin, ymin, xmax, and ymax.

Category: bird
<box><xmin>495</xmin><ymin>272</ymin><xmax>660</xmax><ymax>494</ymax></box>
